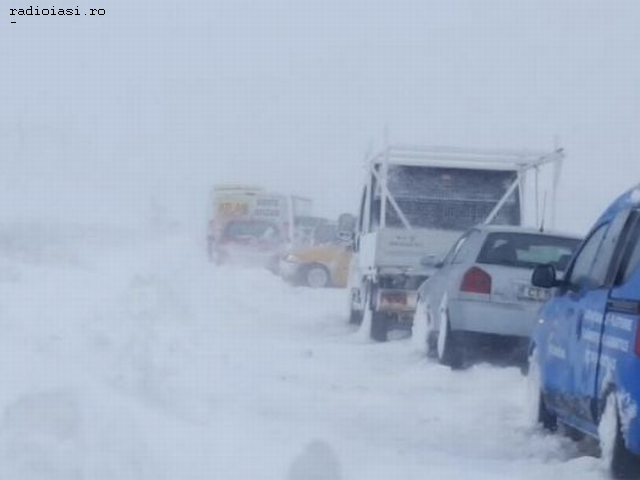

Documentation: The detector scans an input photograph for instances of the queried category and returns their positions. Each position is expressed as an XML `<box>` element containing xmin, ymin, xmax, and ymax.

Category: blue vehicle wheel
<box><xmin>527</xmin><ymin>349</ymin><xmax>557</xmax><ymax>431</ymax></box>
<box><xmin>599</xmin><ymin>393</ymin><xmax>640</xmax><ymax>479</ymax></box>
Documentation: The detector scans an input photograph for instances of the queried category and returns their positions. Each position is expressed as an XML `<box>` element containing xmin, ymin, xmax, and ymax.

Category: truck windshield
<box><xmin>477</xmin><ymin>232</ymin><xmax>580</xmax><ymax>270</ymax></box>
<box><xmin>372</xmin><ymin>165</ymin><xmax>521</xmax><ymax>230</ymax></box>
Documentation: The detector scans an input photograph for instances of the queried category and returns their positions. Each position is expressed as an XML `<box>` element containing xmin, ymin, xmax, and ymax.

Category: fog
<box><xmin>2</xmin><ymin>0</ymin><xmax>639</xmax><ymax>232</ymax></box>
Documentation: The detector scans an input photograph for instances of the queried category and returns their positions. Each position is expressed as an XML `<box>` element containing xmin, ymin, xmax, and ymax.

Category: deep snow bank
<box><xmin>0</xmin><ymin>225</ymin><xmax>612</xmax><ymax>479</ymax></box>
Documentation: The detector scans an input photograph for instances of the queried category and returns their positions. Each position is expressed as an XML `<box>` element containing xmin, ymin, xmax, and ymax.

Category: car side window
<box><xmin>615</xmin><ymin>215</ymin><xmax>640</xmax><ymax>286</ymax></box>
<box><xmin>567</xmin><ymin>224</ymin><xmax>608</xmax><ymax>289</ymax></box>
<box><xmin>443</xmin><ymin>234</ymin><xmax>468</xmax><ymax>265</ymax></box>
<box><xmin>590</xmin><ymin>209</ymin><xmax>633</xmax><ymax>285</ymax></box>
<box><xmin>451</xmin><ymin>230</ymin><xmax>481</xmax><ymax>264</ymax></box>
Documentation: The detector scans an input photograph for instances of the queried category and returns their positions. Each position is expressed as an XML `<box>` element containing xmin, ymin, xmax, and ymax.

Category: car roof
<box><xmin>474</xmin><ymin>224</ymin><xmax>581</xmax><ymax>239</ymax></box>
<box><xmin>595</xmin><ymin>183</ymin><xmax>640</xmax><ymax>224</ymax></box>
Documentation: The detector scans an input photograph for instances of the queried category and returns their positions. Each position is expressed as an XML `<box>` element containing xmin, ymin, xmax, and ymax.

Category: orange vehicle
<box><xmin>279</xmin><ymin>223</ymin><xmax>353</xmax><ymax>288</ymax></box>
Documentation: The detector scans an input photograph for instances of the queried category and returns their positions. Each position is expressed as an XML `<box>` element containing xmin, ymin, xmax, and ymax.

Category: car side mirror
<box><xmin>421</xmin><ymin>255</ymin><xmax>443</xmax><ymax>269</ymax></box>
<box><xmin>336</xmin><ymin>231</ymin><xmax>353</xmax><ymax>244</ymax></box>
<box><xmin>532</xmin><ymin>264</ymin><xmax>559</xmax><ymax>289</ymax></box>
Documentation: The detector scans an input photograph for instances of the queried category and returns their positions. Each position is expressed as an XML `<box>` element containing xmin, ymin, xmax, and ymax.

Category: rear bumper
<box><xmin>448</xmin><ymin>298</ymin><xmax>539</xmax><ymax>338</ymax></box>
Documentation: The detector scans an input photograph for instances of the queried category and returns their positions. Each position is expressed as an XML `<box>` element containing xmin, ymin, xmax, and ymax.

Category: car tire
<box><xmin>527</xmin><ymin>349</ymin><xmax>557</xmax><ymax>431</ymax></box>
<box><xmin>437</xmin><ymin>310</ymin><xmax>463</xmax><ymax>369</ymax></box>
<box><xmin>370</xmin><ymin>310</ymin><xmax>389</xmax><ymax>342</ymax></box>
<box><xmin>425</xmin><ymin>304</ymin><xmax>438</xmax><ymax>359</ymax></box>
<box><xmin>599</xmin><ymin>392</ymin><xmax>640</xmax><ymax>479</ymax></box>
<box><xmin>305</xmin><ymin>264</ymin><xmax>331</xmax><ymax>288</ymax></box>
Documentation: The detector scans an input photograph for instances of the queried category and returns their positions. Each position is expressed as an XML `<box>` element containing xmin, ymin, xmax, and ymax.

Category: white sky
<box><xmin>2</xmin><ymin>0</ymin><xmax>639</xmax><ymax>233</ymax></box>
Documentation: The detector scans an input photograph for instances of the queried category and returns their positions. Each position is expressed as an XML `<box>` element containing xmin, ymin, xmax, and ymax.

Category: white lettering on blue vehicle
<box><xmin>584</xmin><ymin>309</ymin><xmax>604</xmax><ymax>327</ymax></box>
<box><xmin>606</xmin><ymin>313</ymin><xmax>634</xmax><ymax>332</ymax></box>
<box><xmin>548</xmin><ymin>343</ymin><xmax>567</xmax><ymax>360</ymax></box>
<box><xmin>585</xmin><ymin>349</ymin><xmax>617</xmax><ymax>369</ymax></box>
<box><xmin>602</xmin><ymin>335</ymin><xmax>630</xmax><ymax>353</ymax></box>
<box><xmin>582</xmin><ymin>329</ymin><xmax>600</xmax><ymax>345</ymax></box>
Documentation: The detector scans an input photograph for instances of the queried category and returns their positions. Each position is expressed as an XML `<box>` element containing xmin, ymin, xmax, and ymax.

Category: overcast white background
<box><xmin>2</xmin><ymin>0</ymin><xmax>639</xmax><ymax>233</ymax></box>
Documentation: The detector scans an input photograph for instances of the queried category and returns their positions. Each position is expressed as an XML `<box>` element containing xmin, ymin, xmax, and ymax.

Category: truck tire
<box><xmin>600</xmin><ymin>392</ymin><xmax>640</xmax><ymax>479</ymax></box>
<box><xmin>349</xmin><ymin>308</ymin><xmax>363</xmax><ymax>325</ymax></box>
<box><xmin>370</xmin><ymin>311</ymin><xmax>389</xmax><ymax>342</ymax></box>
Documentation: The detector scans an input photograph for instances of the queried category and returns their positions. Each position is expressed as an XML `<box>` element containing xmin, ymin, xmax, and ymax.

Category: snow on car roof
<box><xmin>477</xmin><ymin>224</ymin><xmax>581</xmax><ymax>239</ymax></box>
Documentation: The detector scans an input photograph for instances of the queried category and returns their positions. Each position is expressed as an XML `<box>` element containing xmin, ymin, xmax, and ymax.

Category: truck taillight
<box><xmin>460</xmin><ymin>267</ymin><xmax>492</xmax><ymax>295</ymax></box>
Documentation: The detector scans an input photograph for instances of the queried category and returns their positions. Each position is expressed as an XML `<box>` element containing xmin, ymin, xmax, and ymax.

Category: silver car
<box><xmin>413</xmin><ymin>226</ymin><xmax>581</xmax><ymax>368</ymax></box>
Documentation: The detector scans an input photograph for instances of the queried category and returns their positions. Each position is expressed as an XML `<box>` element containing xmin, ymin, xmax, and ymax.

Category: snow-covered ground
<box><xmin>0</xmin><ymin>225</ymin><xmax>610</xmax><ymax>479</ymax></box>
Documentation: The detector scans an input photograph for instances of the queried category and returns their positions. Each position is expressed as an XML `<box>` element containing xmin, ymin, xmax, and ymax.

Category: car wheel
<box><xmin>599</xmin><ymin>392</ymin><xmax>640</xmax><ymax>479</ymax></box>
<box><xmin>436</xmin><ymin>309</ymin><xmax>462</xmax><ymax>369</ymax></box>
<box><xmin>425</xmin><ymin>304</ymin><xmax>438</xmax><ymax>359</ymax></box>
<box><xmin>526</xmin><ymin>348</ymin><xmax>557</xmax><ymax>431</ymax></box>
<box><xmin>305</xmin><ymin>265</ymin><xmax>330</xmax><ymax>288</ymax></box>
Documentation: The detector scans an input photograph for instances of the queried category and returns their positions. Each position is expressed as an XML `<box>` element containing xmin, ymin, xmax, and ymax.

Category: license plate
<box><xmin>519</xmin><ymin>285</ymin><xmax>550</xmax><ymax>302</ymax></box>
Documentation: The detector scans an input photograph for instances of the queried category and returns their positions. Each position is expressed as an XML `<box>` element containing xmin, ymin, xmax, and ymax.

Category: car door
<box><xmin>541</xmin><ymin>222</ymin><xmax>609</xmax><ymax>416</ymax></box>
<box><xmin>571</xmin><ymin>208</ymin><xmax>635</xmax><ymax>424</ymax></box>
<box><xmin>595</xmin><ymin>210</ymin><xmax>640</xmax><ymax>417</ymax></box>
<box><xmin>333</xmin><ymin>246</ymin><xmax>353</xmax><ymax>288</ymax></box>
<box><xmin>545</xmin><ymin>209</ymin><xmax>633</xmax><ymax>422</ymax></box>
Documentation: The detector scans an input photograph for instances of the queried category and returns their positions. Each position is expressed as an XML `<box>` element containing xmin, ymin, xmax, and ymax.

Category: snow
<box><xmin>631</xmin><ymin>189</ymin><xmax>640</xmax><ymax>205</ymax></box>
<box><xmin>0</xmin><ymin>225</ymin><xmax>611</xmax><ymax>479</ymax></box>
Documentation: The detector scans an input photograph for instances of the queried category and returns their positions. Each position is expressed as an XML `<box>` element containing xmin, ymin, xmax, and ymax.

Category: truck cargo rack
<box><xmin>367</xmin><ymin>144</ymin><xmax>565</xmax><ymax>232</ymax></box>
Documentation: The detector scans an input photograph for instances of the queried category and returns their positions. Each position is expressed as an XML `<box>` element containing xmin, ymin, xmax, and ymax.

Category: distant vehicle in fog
<box><xmin>413</xmin><ymin>225</ymin><xmax>580</xmax><ymax>368</ymax></box>
<box><xmin>347</xmin><ymin>144</ymin><xmax>565</xmax><ymax>342</ymax></box>
<box><xmin>280</xmin><ymin>220</ymin><xmax>354</xmax><ymax>288</ymax></box>
<box><xmin>206</xmin><ymin>185</ymin><xmax>313</xmax><ymax>267</ymax></box>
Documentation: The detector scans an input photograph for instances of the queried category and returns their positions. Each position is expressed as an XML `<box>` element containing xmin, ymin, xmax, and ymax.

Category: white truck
<box><xmin>207</xmin><ymin>185</ymin><xmax>314</xmax><ymax>266</ymax></box>
<box><xmin>348</xmin><ymin>145</ymin><xmax>564</xmax><ymax>341</ymax></box>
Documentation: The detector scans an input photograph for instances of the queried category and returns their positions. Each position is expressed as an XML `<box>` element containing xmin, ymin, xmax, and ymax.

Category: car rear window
<box><xmin>222</xmin><ymin>221</ymin><xmax>281</xmax><ymax>241</ymax></box>
<box><xmin>477</xmin><ymin>232</ymin><xmax>580</xmax><ymax>270</ymax></box>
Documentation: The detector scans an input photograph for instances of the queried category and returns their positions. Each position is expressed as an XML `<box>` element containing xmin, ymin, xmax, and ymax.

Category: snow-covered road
<box><xmin>0</xmin><ymin>228</ymin><xmax>609</xmax><ymax>479</ymax></box>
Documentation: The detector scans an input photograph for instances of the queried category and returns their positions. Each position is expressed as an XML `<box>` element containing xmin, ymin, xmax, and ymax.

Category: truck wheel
<box><xmin>527</xmin><ymin>348</ymin><xmax>557</xmax><ymax>431</ymax></box>
<box><xmin>437</xmin><ymin>310</ymin><xmax>462</xmax><ymax>369</ymax></box>
<box><xmin>599</xmin><ymin>392</ymin><xmax>640</xmax><ymax>479</ymax></box>
<box><xmin>305</xmin><ymin>265</ymin><xmax>330</xmax><ymax>288</ymax></box>
<box><xmin>349</xmin><ymin>308</ymin><xmax>363</xmax><ymax>325</ymax></box>
<box><xmin>370</xmin><ymin>311</ymin><xmax>389</xmax><ymax>342</ymax></box>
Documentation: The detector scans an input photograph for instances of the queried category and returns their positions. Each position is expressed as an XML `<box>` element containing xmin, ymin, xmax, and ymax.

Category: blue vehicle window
<box><xmin>567</xmin><ymin>224</ymin><xmax>608</xmax><ymax>288</ymax></box>
<box><xmin>616</xmin><ymin>219</ymin><xmax>640</xmax><ymax>286</ymax></box>
<box><xmin>590</xmin><ymin>209</ymin><xmax>634</xmax><ymax>285</ymax></box>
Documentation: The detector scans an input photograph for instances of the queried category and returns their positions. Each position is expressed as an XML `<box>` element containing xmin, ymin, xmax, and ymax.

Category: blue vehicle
<box><xmin>529</xmin><ymin>184</ymin><xmax>640</xmax><ymax>478</ymax></box>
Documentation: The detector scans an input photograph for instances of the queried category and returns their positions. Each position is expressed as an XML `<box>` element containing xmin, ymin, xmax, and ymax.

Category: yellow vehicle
<box><xmin>279</xmin><ymin>224</ymin><xmax>353</xmax><ymax>288</ymax></box>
